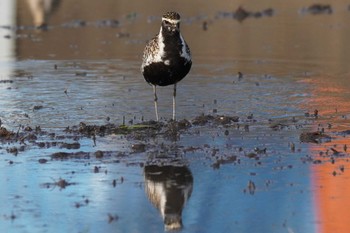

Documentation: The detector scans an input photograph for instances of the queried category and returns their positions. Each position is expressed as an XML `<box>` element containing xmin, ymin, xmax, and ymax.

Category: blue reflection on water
<box><xmin>185</xmin><ymin>161</ymin><xmax>314</xmax><ymax>233</ymax></box>
<box><xmin>0</xmin><ymin>126</ymin><xmax>316</xmax><ymax>233</ymax></box>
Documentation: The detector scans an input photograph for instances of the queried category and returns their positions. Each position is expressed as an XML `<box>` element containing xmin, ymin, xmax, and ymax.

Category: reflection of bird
<box><xmin>141</xmin><ymin>12</ymin><xmax>192</xmax><ymax>121</ymax></box>
<box><xmin>26</xmin><ymin>0</ymin><xmax>61</xmax><ymax>28</ymax></box>
<box><xmin>144</xmin><ymin>165</ymin><xmax>193</xmax><ymax>231</ymax></box>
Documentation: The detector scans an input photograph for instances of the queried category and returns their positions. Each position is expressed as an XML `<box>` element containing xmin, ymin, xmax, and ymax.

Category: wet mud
<box><xmin>1</xmin><ymin>111</ymin><xmax>348</xmax><ymax>170</ymax></box>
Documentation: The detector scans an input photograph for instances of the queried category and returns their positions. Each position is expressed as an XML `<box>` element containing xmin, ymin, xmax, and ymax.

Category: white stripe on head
<box><xmin>162</xmin><ymin>18</ymin><xmax>180</xmax><ymax>24</ymax></box>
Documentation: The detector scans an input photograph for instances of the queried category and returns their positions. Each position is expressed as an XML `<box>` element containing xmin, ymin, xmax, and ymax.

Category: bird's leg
<box><xmin>173</xmin><ymin>83</ymin><xmax>177</xmax><ymax>121</ymax></box>
<box><xmin>153</xmin><ymin>85</ymin><xmax>159</xmax><ymax>121</ymax></box>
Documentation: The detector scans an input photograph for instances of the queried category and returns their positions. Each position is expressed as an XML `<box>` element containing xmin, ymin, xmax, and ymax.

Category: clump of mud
<box><xmin>0</xmin><ymin>127</ymin><xmax>14</xmax><ymax>140</ymax></box>
<box><xmin>64</xmin><ymin>115</ymin><xmax>238</xmax><ymax>141</ymax></box>
<box><xmin>300</xmin><ymin>131</ymin><xmax>331</xmax><ymax>143</ymax></box>
<box><xmin>41</xmin><ymin>178</ymin><xmax>76</xmax><ymax>190</ymax></box>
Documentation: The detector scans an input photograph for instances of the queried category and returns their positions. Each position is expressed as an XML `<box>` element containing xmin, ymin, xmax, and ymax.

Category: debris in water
<box><xmin>41</xmin><ymin>178</ymin><xmax>76</xmax><ymax>190</ymax></box>
<box><xmin>131</xmin><ymin>143</ymin><xmax>146</xmax><ymax>153</ymax></box>
<box><xmin>38</xmin><ymin>158</ymin><xmax>48</xmax><ymax>164</ymax></box>
<box><xmin>244</xmin><ymin>180</ymin><xmax>256</xmax><ymax>195</ymax></box>
<box><xmin>95</xmin><ymin>150</ymin><xmax>104</xmax><ymax>158</ymax></box>
<box><xmin>211</xmin><ymin>155</ymin><xmax>237</xmax><ymax>169</ymax></box>
<box><xmin>108</xmin><ymin>213</ymin><xmax>119</xmax><ymax>223</ymax></box>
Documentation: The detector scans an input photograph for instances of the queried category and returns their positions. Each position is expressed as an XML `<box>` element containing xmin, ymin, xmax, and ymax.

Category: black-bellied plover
<box><xmin>141</xmin><ymin>11</ymin><xmax>192</xmax><ymax>121</ymax></box>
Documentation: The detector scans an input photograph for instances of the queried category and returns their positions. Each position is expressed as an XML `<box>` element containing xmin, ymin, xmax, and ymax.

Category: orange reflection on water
<box><xmin>305</xmin><ymin>75</ymin><xmax>350</xmax><ymax>233</ymax></box>
<box><xmin>312</xmin><ymin>142</ymin><xmax>350</xmax><ymax>233</ymax></box>
<box><xmin>299</xmin><ymin>76</ymin><xmax>350</xmax><ymax>119</ymax></box>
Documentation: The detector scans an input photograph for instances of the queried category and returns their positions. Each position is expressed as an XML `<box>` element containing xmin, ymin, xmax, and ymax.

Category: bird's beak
<box><xmin>170</xmin><ymin>23</ymin><xmax>179</xmax><ymax>32</ymax></box>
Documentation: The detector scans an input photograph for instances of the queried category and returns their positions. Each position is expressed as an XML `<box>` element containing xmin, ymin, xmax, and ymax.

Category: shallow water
<box><xmin>1</xmin><ymin>1</ymin><xmax>350</xmax><ymax>233</ymax></box>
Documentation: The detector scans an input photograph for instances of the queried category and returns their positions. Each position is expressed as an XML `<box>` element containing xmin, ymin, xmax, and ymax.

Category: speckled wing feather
<box><xmin>141</xmin><ymin>36</ymin><xmax>159</xmax><ymax>72</ymax></box>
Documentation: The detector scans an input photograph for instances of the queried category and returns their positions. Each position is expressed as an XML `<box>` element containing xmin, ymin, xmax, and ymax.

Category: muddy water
<box><xmin>1</xmin><ymin>1</ymin><xmax>350</xmax><ymax>233</ymax></box>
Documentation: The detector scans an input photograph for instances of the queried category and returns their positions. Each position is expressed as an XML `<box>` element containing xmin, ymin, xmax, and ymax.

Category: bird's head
<box><xmin>164</xmin><ymin>214</ymin><xmax>183</xmax><ymax>231</ymax></box>
<box><xmin>161</xmin><ymin>11</ymin><xmax>181</xmax><ymax>35</ymax></box>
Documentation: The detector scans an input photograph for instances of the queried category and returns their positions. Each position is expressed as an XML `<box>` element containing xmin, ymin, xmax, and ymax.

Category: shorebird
<box><xmin>141</xmin><ymin>11</ymin><xmax>192</xmax><ymax>121</ymax></box>
<box><xmin>144</xmin><ymin>164</ymin><xmax>193</xmax><ymax>231</ymax></box>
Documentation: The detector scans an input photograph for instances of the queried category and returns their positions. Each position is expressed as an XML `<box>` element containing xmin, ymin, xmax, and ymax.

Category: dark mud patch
<box><xmin>0</xmin><ymin>125</ymin><xmax>43</xmax><ymax>143</ymax></box>
<box><xmin>38</xmin><ymin>158</ymin><xmax>48</xmax><ymax>164</ymax></box>
<box><xmin>50</xmin><ymin>150</ymin><xmax>128</xmax><ymax>161</ymax></box>
<box><xmin>65</xmin><ymin>121</ymin><xmax>163</xmax><ymax>137</ymax></box>
<box><xmin>33</xmin><ymin>105</ymin><xmax>44</xmax><ymax>111</ymax></box>
<box><xmin>0</xmin><ymin>80</ymin><xmax>14</xmax><ymax>84</ymax></box>
<box><xmin>6</xmin><ymin>146</ymin><xmax>25</xmax><ymax>155</ymax></box>
<box><xmin>300</xmin><ymin>131</ymin><xmax>331</xmax><ymax>143</ymax></box>
<box><xmin>131</xmin><ymin>143</ymin><xmax>146</xmax><ymax>153</ymax></box>
<box><xmin>0</xmin><ymin>124</ymin><xmax>83</xmax><ymax>155</ymax></box>
<box><xmin>59</xmin><ymin>142</ymin><xmax>80</xmax><ymax>149</ymax></box>
<box><xmin>64</xmin><ymin>118</ymin><xmax>193</xmax><ymax>142</ymax></box>
<box><xmin>41</xmin><ymin>178</ymin><xmax>77</xmax><ymax>190</ymax></box>
<box><xmin>51</xmin><ymin>151</ymin><xmax>90</xmax><ymax>160</ymax></box>
<box><xmin>211</xmin><ymin>155</ymin><xmax>237</xmax><ymax>169</ymax></box>
<box><xmin>0</xmin><ymin>127</ymin><xmax>14</xmax><ymax>140</ymax></box>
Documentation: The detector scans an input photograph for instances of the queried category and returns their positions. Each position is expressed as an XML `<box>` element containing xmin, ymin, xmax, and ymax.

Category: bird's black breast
<box><xmin>142</xmin><ymin>59</ymin><xmax>191</xmax><ymax>86</ymax></box>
